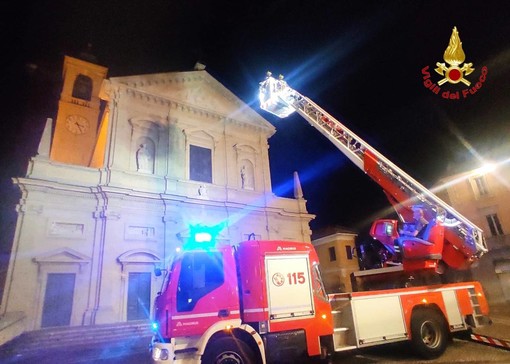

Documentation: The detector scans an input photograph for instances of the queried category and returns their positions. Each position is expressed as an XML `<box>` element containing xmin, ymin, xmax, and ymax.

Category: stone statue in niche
<box><xmin>136</xmin><ymin>143</ymin><xmax>153</xmax><ymax>173</ymax></box>
<box><xmin>240</xmin><ymin>164</ymin><xmax>254</xmax><ymax>190</ymax></box>
<box><xmin>240</xmin><ymin>166</ymin><xmax>246</xmax><ymax>189</ymax></box>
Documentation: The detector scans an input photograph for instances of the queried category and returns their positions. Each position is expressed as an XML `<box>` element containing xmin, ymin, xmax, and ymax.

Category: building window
<box><xmin>328</xmin><ymin>247</ymin><xmax>337</xmax><ymax>262</ymax></box>
<box><xmin>190</xmin><ymin>145</ymin><xmax>212</xmax><ymax>183</ymax></box>
<box><xmin>345</xmin><ymin>245</ymin><xmax>353</xmax><ymax>260</ymax></box>
<box><xmin>72</xmin><ymin>74</ymin><xmax>92</xmax><ymax>101</ymax></box>
<box><xmin>474</xmin><ymin>176</ymin><xmax>489</xmax><ymax>196</ymax></box>
<box><xmin>486</xmin><ymin>214</ymin><xmax>504</xmax><ymax>236</ymax></box>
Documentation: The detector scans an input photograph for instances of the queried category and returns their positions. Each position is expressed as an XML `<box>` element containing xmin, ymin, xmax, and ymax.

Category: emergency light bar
<box><xmin>194</xmin><ymin>232</ymin><xmax>212</xmax><ymax>243</ymax></box>
<box><xmin>183</xmin><ymin>223</ymin><xmax>224</xmax><ymax>251</ymax></box>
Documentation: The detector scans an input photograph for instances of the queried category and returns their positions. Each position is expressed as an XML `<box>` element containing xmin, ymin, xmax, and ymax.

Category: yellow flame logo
<box><xmin>443</xmin><ymin>27</ymin><xmax>465</xmax><ymax>66</ymax></box>
<box><xmin>435</xmin><ymin>27</ymin><xmax>475</xmax><ymax>86</ymax></box>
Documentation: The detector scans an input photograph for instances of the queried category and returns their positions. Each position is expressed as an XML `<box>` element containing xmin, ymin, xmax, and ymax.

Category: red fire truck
<box><xmin>150</xmin><ymin>75</ymin><xmax>491</xmax><ymax>363</ymax></box>
<box><xmin>150</xmin><ymin>236</ymin><xmax>489</xmax><ymax>363</ymax></box>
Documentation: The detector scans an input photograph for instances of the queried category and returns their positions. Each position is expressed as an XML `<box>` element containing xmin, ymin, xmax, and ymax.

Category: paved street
<box><xmin>339</xmin><ymin>338</ymin><xmax>510</xmax><ymax>363</ymax></box>
<box><xmin>2</xmin><ymin>304</ymin><xmax>509</xmax><ymax>363</ymax></box>
<box><xmin>3</xmin><ymin>333</ymin><xmax>508</xmax><ymax>364</ymax></box>
<box><xmin>3</xmin><ymin>335</ymin><xmax>509</xmax><ymax>364</ymax></box>
<box><xmin>342</xmin><ymin>304</ymin><xmax>510</xmax><ymax>363</ymax></box>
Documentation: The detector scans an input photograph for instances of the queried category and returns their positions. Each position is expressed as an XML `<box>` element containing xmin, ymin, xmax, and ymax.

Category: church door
<box><xmin>41</xmin><ymin>273</ymin><xmax>76</xmax><ymax>327</ymax></box>
<box><xmin>127</xmin><ymin>272</ymin><xmax>151</xmax><ymax>320</ymax></box>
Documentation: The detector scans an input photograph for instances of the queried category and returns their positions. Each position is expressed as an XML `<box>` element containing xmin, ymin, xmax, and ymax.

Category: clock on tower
<box><xmin>65</xmin><ymin>115</ymin><xmax>90</xmax><ymax>135</ymax></box>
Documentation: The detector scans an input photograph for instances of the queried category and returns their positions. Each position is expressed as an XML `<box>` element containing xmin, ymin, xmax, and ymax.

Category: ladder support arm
<box><xmin>259</xmin><ymin>74</ymin><xmax>487</xmax><ymax>263</ymax></box>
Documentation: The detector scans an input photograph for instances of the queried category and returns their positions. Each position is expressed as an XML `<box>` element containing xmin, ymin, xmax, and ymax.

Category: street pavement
<box><xmin>1</xmin><ymin>304</ymin><xmax>509</xmax><ymax>363</ymax></box>
<box><xmin>473</xmin><ymin>302</ymin><xmax>510</xmax><ymax>341</ymax></box>
<box><xmin>347</xmin><ymin>303</ymin><xmax>510</xmax><ymax>363</ymax></box>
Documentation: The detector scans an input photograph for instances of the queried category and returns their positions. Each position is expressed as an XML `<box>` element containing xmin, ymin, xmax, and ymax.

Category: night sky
<box><xmin>2</xmin><ymin>1</ymin><xmax>510</xmax><ymax>246</ymax></box>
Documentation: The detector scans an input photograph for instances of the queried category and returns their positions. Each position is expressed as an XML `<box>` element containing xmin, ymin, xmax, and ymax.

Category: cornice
<box><xmin>108</xmin><ymin>71</ymin><xmax>276</xmax><ymax>136</ymax></box>
<box><xmin>115</xmin><ymin>84</ymin><xmax>273</xmax><ymax>134</ymax></box>
<box><xmin>117</xmin><ymin>71</ymin><xmax>204</xmax><ymax>88</ymax></box>
<box><xmin>13</xmin><ymin>177</ymin><xmax>95</xmax><ymax>194</ymax></box>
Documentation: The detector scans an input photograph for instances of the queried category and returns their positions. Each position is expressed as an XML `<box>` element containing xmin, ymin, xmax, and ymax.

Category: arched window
<box><xmin>72</xmin><ymin>74</ymin><xmax>93</xmax><ymax>101</ymax></box>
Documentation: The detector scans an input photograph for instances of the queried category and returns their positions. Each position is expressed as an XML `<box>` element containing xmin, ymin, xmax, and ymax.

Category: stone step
<box><xmin>0</xmin><ymin>320</ymin><xmax>152</xmax><ymax>359</ymax></box>
<box><xmin>25</xmin><ymin>321</ymin><xmax>150</xmax><ymax>340</ymax></box>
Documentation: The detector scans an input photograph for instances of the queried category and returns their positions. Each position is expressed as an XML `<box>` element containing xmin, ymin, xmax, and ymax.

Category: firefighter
<box><xmin>400</xmin><ymin>207</ymin><xmax>429</xmax><ymax>237</ymax></box>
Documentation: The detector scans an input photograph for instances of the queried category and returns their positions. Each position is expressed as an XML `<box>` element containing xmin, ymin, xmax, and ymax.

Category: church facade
<box><xmin>1</xmin><ymin>56</ymin><xmax>314</xmax><ymax>331</ymax></box>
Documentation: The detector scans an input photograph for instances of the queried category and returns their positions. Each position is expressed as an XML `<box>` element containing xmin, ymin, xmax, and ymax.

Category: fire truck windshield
<box><xmin>176</xmin><ymin>251</ymin><xmax>225</xmax><ymax>312</ymax></box>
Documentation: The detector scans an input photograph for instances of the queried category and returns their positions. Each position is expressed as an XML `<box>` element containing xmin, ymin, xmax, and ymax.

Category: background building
<box><xmin>312</xmin><ymin>227</ymin><xmax>358</xmax><ymax>293</ymax></box>
<box><xmin>436</xmin><ymin>154</ymin><xmax>510</xmax><ymax>304</ymax></box>
<box><xmin>0</xmin><ymin>55</ymin><xmax>314</xmax><ymax>333</ymax></box>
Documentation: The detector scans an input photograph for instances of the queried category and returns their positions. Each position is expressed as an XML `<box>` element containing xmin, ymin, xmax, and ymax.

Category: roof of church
<box><xmin>108</xmin><ymin>70</ymin><xmax>275</xmax><ymax>135</ymax></box>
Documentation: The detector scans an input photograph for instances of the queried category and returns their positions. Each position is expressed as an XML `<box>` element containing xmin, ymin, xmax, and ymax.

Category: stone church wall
<box><xmin>1</xmin><ymin>60</ymin><xmax>314</xmax><ymax>330</ymax></box>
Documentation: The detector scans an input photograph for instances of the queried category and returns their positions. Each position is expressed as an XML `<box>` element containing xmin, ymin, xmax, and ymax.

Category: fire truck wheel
<box><xmin>410</xmin><ymin>308</ymin><xmax>448</xmax><ymax>359</ymax></box>
<box><xmin>202</xmin><ymin>337</ymin><xmax>256</xmax><ymax>364</ymax></box>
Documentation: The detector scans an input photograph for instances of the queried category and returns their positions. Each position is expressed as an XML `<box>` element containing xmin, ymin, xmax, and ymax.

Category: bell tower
<box><xmin>50</xmin><ymin>55</ymin><xmax>108</xmax><ymax>166</ymax></box>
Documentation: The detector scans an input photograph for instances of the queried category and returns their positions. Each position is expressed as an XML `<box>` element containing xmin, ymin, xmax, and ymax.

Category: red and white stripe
<box><xmin>470</xmin><ymin>333</ymin><xmax>510</xmax><ymax>351</ymax></box>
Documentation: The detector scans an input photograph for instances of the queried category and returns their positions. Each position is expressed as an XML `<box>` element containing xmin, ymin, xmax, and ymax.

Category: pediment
<box><xmin>33</xmin><ymin>248</ymin><xmax>91</xmax><ymax>265</ymax></box>
<box><xmin>117</xmin><ymin>249</ymin><xmax>161</xmax><ymax>264</ymax></box>
<box><xmin>110</xmin><ymin>71</ymin><xmax>275</xmax><ymax>134</ymax></box>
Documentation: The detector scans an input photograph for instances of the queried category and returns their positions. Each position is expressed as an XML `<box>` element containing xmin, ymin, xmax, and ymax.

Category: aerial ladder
<box><xmin>259</xmin><ymin>73</ymin><xmax>488</xmax><ymax>288</ymax></box>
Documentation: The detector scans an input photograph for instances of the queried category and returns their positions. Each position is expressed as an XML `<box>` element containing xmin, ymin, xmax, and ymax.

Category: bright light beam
<box><xmin>430</xmin><ymin>157</ymin><xmax>510</xmax><ymax>196</ymax></box>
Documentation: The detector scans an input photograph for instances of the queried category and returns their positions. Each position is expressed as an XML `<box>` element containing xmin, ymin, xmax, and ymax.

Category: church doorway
<box><xmin>127</xmin><ymin>272</ymin><xmax>151</xmax><ymax>320</ymax></box>
<box><xmin>41</xmin><ymin>273</ymin><xmax>76</xmax><ymax>327</ymax></box>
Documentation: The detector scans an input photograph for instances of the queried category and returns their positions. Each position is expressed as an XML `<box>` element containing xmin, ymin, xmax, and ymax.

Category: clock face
<box><xmin>65</xmin><ymin>115</ymin><xmax>89</xmax><ymax>135</ymax></box>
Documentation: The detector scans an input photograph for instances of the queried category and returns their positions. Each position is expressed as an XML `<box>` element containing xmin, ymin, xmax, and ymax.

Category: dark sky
<box><xmin>2</xmin><ymin>0</ymin><xmax>510</xmax><ymax>241</ymax></box>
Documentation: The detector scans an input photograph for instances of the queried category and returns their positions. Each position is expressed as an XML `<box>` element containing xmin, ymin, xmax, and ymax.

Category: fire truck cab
<box><xmin>151</xmin><ymin>237</ymin><xmax>332</xmax><ymax>363</ymax></box>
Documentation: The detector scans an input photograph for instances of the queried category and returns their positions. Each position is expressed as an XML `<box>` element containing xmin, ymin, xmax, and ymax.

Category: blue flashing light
<box><xmin>151</xmin><ymin>321</ymin><xmax>159</xmax><ymax>331</ymax></box>
<box><xmin>194</xmin><ymin>232</ymin><xmax>212</xmax><ymax>243</ymax></box>
<box><xmin>183</xmin><ymin>223</ymin><xmax>224</xmax><ymax>251</ymax></box>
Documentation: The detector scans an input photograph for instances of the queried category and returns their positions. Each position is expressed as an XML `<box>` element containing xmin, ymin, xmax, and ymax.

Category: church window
<box><xmin>190</xmin><ymin>145</ymin><xmax>212</xmax><ymax>183</ymax></box>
